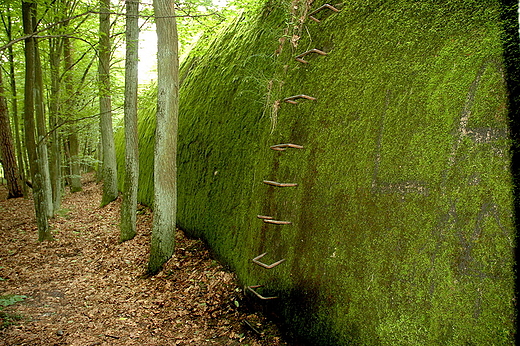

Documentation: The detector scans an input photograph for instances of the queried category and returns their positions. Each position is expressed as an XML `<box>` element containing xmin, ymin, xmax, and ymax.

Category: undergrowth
<box><xmin>0</xmin><ymin>295</ymin><xmax>27</xmax><ymax>329</ymax></box>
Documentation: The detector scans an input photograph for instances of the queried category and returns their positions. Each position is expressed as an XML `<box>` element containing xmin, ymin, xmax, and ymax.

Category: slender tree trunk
<box><xmin>0</xmin><ymin>67</ymin><xmax>23</xmax><ymax>199</ymax></box>
<box><xmin>9</xmin><ymin>57</ymin><xmax>27</xmax><ymax>197</ymax></box>
<box><xmin>48</xmin><ymin>36</ymin><xmax>63</xmax><ymax>212</ymax></box>
<box><xmin>120</xmin><ymin>0</ymin><xmax>139</xmax><ymax>242</ymax></box>
<box><xmin>148</xmin><ymin>0</ymin><xmax>179</xmax><ymax>274</ymax></box>
<box><xmin>64</xmin><ymin>35</ymin><xmax>82</xmax><ymax>193</ymax></box>
<box><xmin>68</xmin><ymin>130</ymin><xmax>82</xmax><ymax>191</ymax></box>
<box><xmin>81</xmin><ymin>127</ymin><xmax>96</xmax><ymax>172</ymax></box>
<box><xmin>98</xmin><ymin>0</ymin><xmax>118</xmax><ymax>207</ymax></box>
<box><xmin>96</xmin><ymin>139</ymin><xmax>103</xmax><ymax>183</ymax></box>
<box><xmin>3</xmin><ymin>13</ymin><xmax>28</xmax><ymax>196</ymax></box>
<box><xmin>22</xmin><ymin>1</ymin><xmax>52</xmax><ymax>241</ymax></box>
<box><xmin>34</xmin><ymin>34</ymin><xmax>54</xmax><ymax>218</ymax></box>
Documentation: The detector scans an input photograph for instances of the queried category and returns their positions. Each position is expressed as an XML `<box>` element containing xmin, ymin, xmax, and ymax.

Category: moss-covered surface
<box><xmin>116</xmin><ymin>0</ymin><xmax>517</xmax><ymax>344</ymax></box>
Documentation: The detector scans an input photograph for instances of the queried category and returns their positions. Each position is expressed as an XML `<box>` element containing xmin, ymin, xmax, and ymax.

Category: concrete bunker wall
<box><xmin>118</xmin><ymin>0</ymin><xmax>518</xmax><ymax>344</ymax></box>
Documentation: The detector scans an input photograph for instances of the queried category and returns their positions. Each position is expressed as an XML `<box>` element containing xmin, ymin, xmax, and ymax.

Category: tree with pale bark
<box><xmin>21</xmin><ymin>0</ymin><xmax>52</xmax><ymax>241</ymax></box>
<box><xmin>148</xmin><ymin>0</ymin><xmax>179</xmax><ymax>275</ymax></box>
<box><xmin>120</xmin><ymin>0</ymin><xmax>139</xmax><ymax>242</ymax></box>
<box><xmin>98</xmin><ymin>0</ymin><xmax>118</xmax><ymax>208</ymax></box>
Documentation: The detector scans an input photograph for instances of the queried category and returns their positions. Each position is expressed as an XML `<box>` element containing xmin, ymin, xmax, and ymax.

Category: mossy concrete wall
<box><xmin>117</xmin><ymin>0</ymin><xmax>518</xmax><ymax>344</ymax></box>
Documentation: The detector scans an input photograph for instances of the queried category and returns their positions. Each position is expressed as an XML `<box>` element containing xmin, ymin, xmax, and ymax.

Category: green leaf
<box><xmin>0</xmin><ymin>295</ymin><xmax>27</xmax><ymax>308</ymax></box>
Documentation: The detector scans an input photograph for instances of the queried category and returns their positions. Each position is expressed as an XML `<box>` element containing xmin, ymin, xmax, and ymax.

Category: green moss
<box><xmin>118</xmin><ymin>0</ymin><xmax>517</xmax><ymax>344</ymax></box>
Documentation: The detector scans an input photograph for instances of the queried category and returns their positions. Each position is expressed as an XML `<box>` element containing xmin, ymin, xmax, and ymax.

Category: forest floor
<box><xmin>0</xmin><ymin>174</ymin><xmax>288</xmax><ymax>346</ymax></box>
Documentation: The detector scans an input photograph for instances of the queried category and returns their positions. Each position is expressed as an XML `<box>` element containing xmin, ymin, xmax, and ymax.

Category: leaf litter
<box><xmin>0</xmin><ymin>174</ymin><xmax>288</xmax><ymax>346</ymax></box>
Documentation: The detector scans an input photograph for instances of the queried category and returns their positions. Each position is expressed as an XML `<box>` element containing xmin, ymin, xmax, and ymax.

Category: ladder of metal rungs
<box><xmin>283</xmin><ymin>94</ymin><xmax>316</xmax><ymax>105</ymax></box>
<box><xmin>250</xmin><ymin>3</ymin><xmax>342</xmax><ymax>298</ymax></box>
<box><xmin>309</xmin><ymin>4</ymin><xmax>340</xmax><ymax>23</ymax></box>
<box><xmin>252</xmin><ymin>252</ymin><xmax>286</xmax><ymax>269</ymax></box>
<box><xmin>295</xmin><ymin>48</ymin><xmax>327</xmax><ymax>64</ymax></box>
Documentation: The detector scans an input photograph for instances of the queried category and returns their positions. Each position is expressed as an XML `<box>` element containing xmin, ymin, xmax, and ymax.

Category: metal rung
<box><xmin>270</xmin><ymin>143</ymin><xmax>304</xmax><ymax>151</ymax></box>
<box><xmin>257</xmin><ymin>215</ymin><xmax>274</xmax><ymax>219</ymax></box>
<box><xmin>309</xmin><ymin>4</ymin><xmax>340</xmax><ymax>23</ymax></box>
<box><xmin>247</xmin><ymin>285</ymin><xmax>278</xmax><ymax>300</ymax></box>
<box><xmin>295</xmin><ymin>49</ymin><xmax>327</xmax><ymax>64</ymax></box>
<box><xmin>252</xmin><ymin>252</ymin><xmax>286</xmax><ymax>269</ymax></box>
<box><xmin>263</xmin><ymin>219</ymin><xmax>291</xmax><ymax>225</ymax></box>
<box><xmin>263</xmin><ymin>180</ymin><xmax>298</xmax><ymax>187</ymax></box>
<box><xmin>283</xmin><ymin>94</ymin><xmax>316</xmax><ymax>105</ymax></box>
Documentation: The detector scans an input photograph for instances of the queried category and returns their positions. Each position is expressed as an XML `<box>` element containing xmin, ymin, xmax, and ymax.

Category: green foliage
<box><xmin>0</xmin><ymin>294</ymin><xmax>25</xmax><ymax>329</ymax></box>
<box><xmin>0</xmin><ymin>295</ymin><xmax>26</xmax><ymax>309</ymax></box>
<box><xmin>0</xmin><ymin>311</ymin><xmax>24</xmax><ymax>329</ymax></box>
<box><xmin>136</xmin><ymin>0</ymin><xmax>265</xmax><ymax>57</ymax></box>
<box><xmin>122</xmin><ymin>0</ymin><xmax>517</xmax><ymax>344</ymax></box>
<box><xmin>55</xmin><ymin>208</ymin><xmax>71</xmax><ymax>218</ymax></box>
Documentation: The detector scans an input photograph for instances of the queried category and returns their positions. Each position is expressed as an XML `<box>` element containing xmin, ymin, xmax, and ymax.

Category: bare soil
<box><xmin>0</xmin><ymin>174</ymin><xmax>287</xmax><ymax>346</ymax></box>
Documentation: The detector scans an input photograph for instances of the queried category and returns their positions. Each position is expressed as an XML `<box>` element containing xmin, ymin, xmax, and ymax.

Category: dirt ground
<box><xmin>0</xmin><ymin>174</ymin><xmax>288</xmax><ymax>346</ymax></box>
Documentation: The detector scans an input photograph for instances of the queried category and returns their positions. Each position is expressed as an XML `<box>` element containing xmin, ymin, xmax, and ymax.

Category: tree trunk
<box><xmin>34</xmin><ymin>33</ymin><xmax>54</xmax><ymax>218</ymax></box>
<box><xmin>3</xmin><ymin>12</ymin><xmax>28</xmax><ymax>197</ymax></box>
<box><xmin>48</xmin><ymin>35</ymin><xmax>63</xmax><ymax>212</ymax></box>
<box><xmin>64</xmin><ymin>35</ymin><xmax>82</xmax><ymax>193</ymax></box>
<box><xmin>98</xmin><ymin>0</ymin><xmax>118</xmax><ymax>207</ymax></box>
<box><xmin>96</xmin><ymin>139</ymin><xmax>103</xmax><ymax>183</ymax></box>
<box><xmin>22</xmin><ymin>1</ymin><xmax>52</xmax><ymax>241</ymax></box>
<box><xmin>120</xmin><ymin>0</ymin><xmax>139</xmax><ymax>242</ymax></box>
<box><xmin>0</xmin><ymin>66</ymin><xmax>23</xmax><ymax>199</ymax></box>
<box><xmin>148</xmin><ymin>0</ymin><xmax>179</xmax><ymax>274</ymax></box>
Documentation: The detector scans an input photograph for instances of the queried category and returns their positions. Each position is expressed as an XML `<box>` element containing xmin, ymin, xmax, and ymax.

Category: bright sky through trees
<box><xmin>138</xmin><ymin>29</ymin><xmax>157</xmax><ymax>82</ymax></box>
<box><xmin>138</xmin><ymin>0</ymin><xmax>230</xmax><ymax>83</ymax></box>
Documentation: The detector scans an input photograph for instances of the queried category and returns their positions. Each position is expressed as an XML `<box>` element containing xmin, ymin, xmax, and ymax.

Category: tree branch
<box><xmin>0</xmin><ymin>10</ymin><xmax>93</xmax><ymax>52</ymax></box>
<box><xmin>37</xmin><ymin>106</ymin><xmax>122</xmax><ymax>146</ymax></box>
